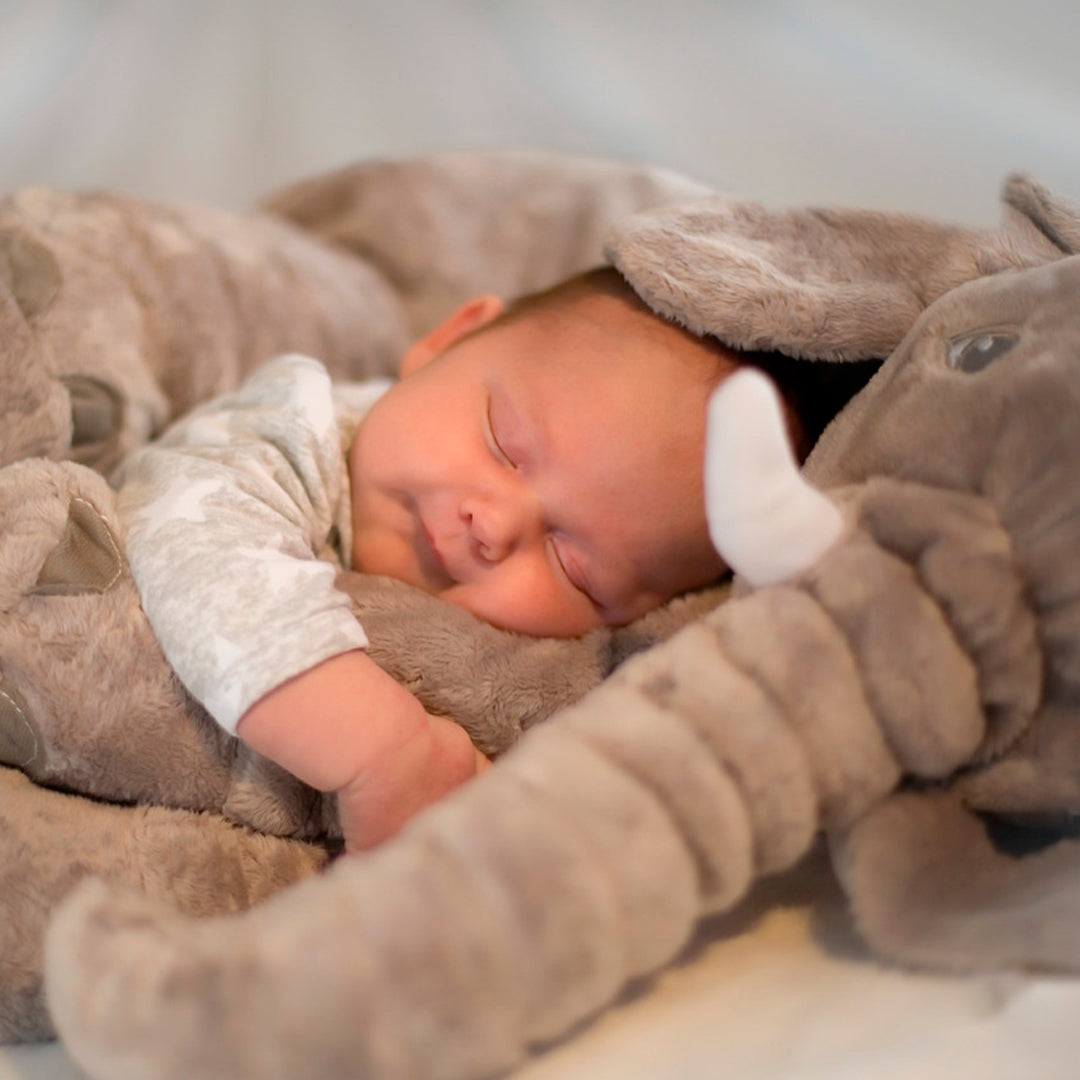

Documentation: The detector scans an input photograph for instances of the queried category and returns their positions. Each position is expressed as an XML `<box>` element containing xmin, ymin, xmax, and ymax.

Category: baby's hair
<box><xmin>502</xmin><ymin>266</ymin><xmax>653</xmax><ymax>323</ymax></box>
<box><xmin>500</xmin><ymin>266</ymin><xmax>724</xmax><ymax>382</ymax></box>
<box><xmin>497</xmin><ymin>266</ymin><xmax>879</xmax><ymax>462</ymax></box>
<box><xmin>746</xmin><ymin>350</ymin><xmax>881</xmax><ymax>458</ymax></box>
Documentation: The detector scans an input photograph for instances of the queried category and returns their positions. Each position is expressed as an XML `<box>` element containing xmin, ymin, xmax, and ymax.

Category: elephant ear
<box><xmin>0</xmin><ymin>229</ymin><xmax>126</xmax><ymax>466</ymax></box>
<box><xmin>1002</xmin><ymin>172</ymin><xmax>1080</xmax><ymax>255</ymax></box>
<box><xmin>0</xmin><ymin>233</ymin><xmax>72</xmax><ymax>465</ymax></box>
<box><xmin>0</xmin><ymin>226</ymin><xmax>61</xmax><ymax>320</ymax></box>
<box><xmin>604</xmin><ymin>175</ymin><xmax>1065</xmax><ymax>362</ymax></box>
<box><xmin>32</xmin><ymin>495</ymin><xmax>123</xmax><ymax>596</ymax></box>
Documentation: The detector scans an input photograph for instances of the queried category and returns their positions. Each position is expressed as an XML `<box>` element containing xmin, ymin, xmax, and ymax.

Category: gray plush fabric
<box><xmin>261</xmin><ymin>149</ymin><xmax>712</xmax><ymax>340</ymax></box>
<box><xmin>0</xmin><ymin>187</ymin><xmax>410</xmax><ymax>473</ymax></box>
<box><xmin>605</xmin><ymin>173</ymin><xmax>1066</xmax><ymax>361</ymax></box>
<box><xmin>0</xmin><ymin>151</ymin><xmax>725</xmax><ymax>1044</ymax></box>
<box><xmin>31</xmin><ymin>167</ymin><xmax>1080</xmax><ymax>1080</ymax></box>
<box><xmin>0</xmin><ymin>768</ymin><xmax>327</xmax><ymax>1042</ymax></box>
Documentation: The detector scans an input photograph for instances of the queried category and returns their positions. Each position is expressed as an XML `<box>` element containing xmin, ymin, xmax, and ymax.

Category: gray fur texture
<box><xmin>30</xmin><ymin>164</ymin><xmax>1080</xmax><ymax>1080</ymax></box>
<box><xmin>1</xmin><ymin>152</ymin><xmax>1078</xmax><ymax>1079</ymax></box>
<box><xmin>0</xmin><ymin>151</ymin><xmax>719</xmax><ymax>1043</ymax></box>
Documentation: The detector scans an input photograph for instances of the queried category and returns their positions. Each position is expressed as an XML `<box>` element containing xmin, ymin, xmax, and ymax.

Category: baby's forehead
<box><xmin>504</xmin><ymin>293</ymin><xmax>722</xmax><ymax>383</ymax></box>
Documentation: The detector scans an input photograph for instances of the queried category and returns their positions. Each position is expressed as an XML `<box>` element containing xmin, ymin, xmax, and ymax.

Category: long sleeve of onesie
<box><xmin>115</xmin><ymin>354</ymin><xmax>391</xmax><ymax>734</ymax></box>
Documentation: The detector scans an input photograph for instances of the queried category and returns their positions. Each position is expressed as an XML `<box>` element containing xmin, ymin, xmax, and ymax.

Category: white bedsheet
<box><xmin>517</xmin><ymin>850</ymin><xmax>1076</xmax><ymax>1080</ymax></box>
<box><xmin>4</xmin><ymin>848</ymin><xmax>1074</xmax><ymax>1080</ymax></box>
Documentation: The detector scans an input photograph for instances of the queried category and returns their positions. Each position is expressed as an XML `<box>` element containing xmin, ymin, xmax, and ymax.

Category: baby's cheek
<box><xmin>352</xmin><ymin>530</ymin><xmax>421</xmax><ymax>588</ymax></box>
<box><xmin>444</xmin><ymin>568</ymin><xmax>600</xmax><ymax>638</ymax></box>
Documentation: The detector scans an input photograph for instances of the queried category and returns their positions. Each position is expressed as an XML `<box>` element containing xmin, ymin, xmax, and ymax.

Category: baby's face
<box><xmin>348</xmin><ymin>294</ymin><xmax>728</xmax><ymax>636</ymax></box>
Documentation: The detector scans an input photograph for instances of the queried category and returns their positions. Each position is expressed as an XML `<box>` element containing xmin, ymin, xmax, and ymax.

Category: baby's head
<box><xmin>348</xmin><ymin>268</ymin><xmax>763</xmax><ymax>636</ymax></box>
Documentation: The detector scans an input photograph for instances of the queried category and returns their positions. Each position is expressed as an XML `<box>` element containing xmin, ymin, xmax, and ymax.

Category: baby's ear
<box><xmin>399</xmin><ymin>295</ymin><xmax>504</xmax><ymax>376</ymax></box>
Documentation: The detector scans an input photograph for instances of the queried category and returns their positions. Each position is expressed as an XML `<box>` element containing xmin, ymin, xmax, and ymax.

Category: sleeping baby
<box><xmin>116</xmin><ymin>267</ymin><xmax>819</xmax><ymax>854</ymax></box>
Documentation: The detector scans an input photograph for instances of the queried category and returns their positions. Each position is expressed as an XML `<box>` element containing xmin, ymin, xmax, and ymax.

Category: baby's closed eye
<box><xmin>484</xmin><ymin>394</ymin><xmax>516</xmax><ymax>468</ymax></box>
<box><xmin>484</xmin><ymin>388</ymin><xmax>537</xmax><ymax>471</ymax></box>
<box><xmin>546</xmin><ymin>536</ymin><xmax>600</xmax><ymax>608</ymax></box>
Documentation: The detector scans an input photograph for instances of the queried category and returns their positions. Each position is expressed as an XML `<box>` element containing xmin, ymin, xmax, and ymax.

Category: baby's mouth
<box><xmin>413</xmin><ymin>515</ymin><xmax>456</xmax><ymax>590</ymax></box>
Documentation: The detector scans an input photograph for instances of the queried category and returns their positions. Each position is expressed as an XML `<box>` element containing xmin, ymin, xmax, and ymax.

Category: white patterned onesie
<box><xmin>115</xmin><ymin>354</ymin><xmax>392</xmax><ymax>734</ymax></box>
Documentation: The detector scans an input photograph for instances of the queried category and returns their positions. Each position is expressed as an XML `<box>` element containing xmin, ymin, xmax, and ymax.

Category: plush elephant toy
<box><xmin>0</xmin><ymin>151</ymin><xmax>720</xmax><ymax>1043</ymax></box>
<box><xmin>0</xmin><ymin>149</ymin><xmax>709</xmax><ymax>474</ymax></box>
<box><xmin>0</xmin><ymin>458</ymin><xmax>718</xmax><ymax>1043</ymax></box>
<box><xmin>23</xmin><ymin>172</ymin><xmax>1080</xmax><ymax>1080</ymax></box>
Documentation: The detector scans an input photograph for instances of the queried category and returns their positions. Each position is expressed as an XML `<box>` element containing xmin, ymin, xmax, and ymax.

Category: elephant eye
<box><xmin>946</xmin><ymin>329</ymin><xmax>1019</xmax><ymax>373</ymax></box>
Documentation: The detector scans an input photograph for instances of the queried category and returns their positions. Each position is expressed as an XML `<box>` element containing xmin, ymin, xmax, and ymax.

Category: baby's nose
<box><xmin>461</xmin><ymin>486</ymin><xmax>541</xmax><ymax>563</ymax></box>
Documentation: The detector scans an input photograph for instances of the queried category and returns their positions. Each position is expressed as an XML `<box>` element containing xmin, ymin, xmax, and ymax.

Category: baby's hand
<box><xmin>236</xmin><ymin>651</ymin><xmax>488</xmax><ymax>853</ymax></box>
<box><xmin>337</xmin><ymin>711</ymin><xmax>487</xmax><ymax>852</ymax></box>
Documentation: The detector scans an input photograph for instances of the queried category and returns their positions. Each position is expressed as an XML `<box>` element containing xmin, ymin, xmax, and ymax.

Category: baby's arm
<box><xmin>116</xmin><ymin>355</ymin><xmax>482</xmax><ymax>849</ymax></box>
<box><xmin>238</xmin><ymin>650</ymin><xmax>484</xmax><ymax>850</ymax></box>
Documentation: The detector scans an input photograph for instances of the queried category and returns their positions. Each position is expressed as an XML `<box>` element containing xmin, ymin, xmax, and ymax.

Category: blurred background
<box><xmin>0</xmin><ymin>0</ymin><xmax>1078</xmax><ymax>222</ymax></box>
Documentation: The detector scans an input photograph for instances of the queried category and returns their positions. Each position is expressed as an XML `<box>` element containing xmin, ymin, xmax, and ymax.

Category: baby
<box><xmin>117</xmin><ymin>268</ymin><xmax>802</xmax><ymax>853</ymax></box>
